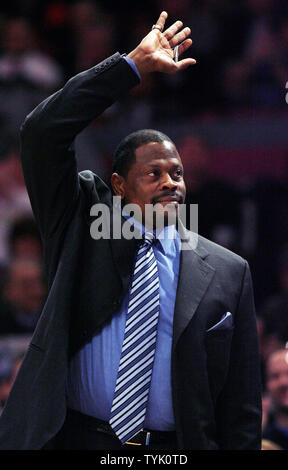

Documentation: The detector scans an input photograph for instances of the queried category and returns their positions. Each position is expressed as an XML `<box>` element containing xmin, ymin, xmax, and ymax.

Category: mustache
<box><xmin>151</xmin><ymin>191</ymin><xmax>185</xmax><ymax>205</ymax></box>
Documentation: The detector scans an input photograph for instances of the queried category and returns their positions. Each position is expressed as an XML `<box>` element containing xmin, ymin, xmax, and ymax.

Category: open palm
<box><xmin>128</xmin><ymin>11</ymin><xmax>196</xmax><ymax>75</ymax></box>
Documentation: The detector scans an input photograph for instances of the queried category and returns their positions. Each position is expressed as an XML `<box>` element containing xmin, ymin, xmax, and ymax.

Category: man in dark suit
<box><xmin>0</xmin><ymin>11</ymin><xmax>262</xmax><ymax>450</ymax></box>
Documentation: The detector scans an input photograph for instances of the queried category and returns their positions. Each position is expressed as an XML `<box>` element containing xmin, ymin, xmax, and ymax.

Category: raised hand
<box><xmin>127</xmin><ymin>11</ymin><xmax>196</xmax><ymax>76</ymax></box>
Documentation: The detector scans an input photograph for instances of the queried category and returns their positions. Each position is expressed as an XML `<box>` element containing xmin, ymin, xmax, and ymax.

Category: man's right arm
<box><xmin>20</xmin><ymin>53</ymin><xmax>140</xmax><ymax>242</ymax></box>
<box><xmin>20</xmin><ymin>11</ymin><xmax>195</xmax><ymax>242</ymax></box>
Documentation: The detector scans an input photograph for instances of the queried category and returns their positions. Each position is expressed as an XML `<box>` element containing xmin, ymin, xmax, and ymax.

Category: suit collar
<box><xmin>121</xmin><ymin>209</ymin><xmax>180</xmax><ymax>256</ymax></box>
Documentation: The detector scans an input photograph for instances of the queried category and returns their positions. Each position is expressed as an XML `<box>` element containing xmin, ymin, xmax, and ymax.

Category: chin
<box><xmin>155</xmin><ymin>205</ymin><xmax>179</xmax><ymax>228</ymax></box>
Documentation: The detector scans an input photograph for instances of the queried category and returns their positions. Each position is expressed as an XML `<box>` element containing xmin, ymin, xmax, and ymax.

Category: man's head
<box><xmin>111</xmin><ymin>129</ymin><xmax>186</xmax><ymax>227</ymax></box>
<box><xmin>266</xmin><ymin>349</ymin><xmax>288</xmax><ymax>413</ymax></box>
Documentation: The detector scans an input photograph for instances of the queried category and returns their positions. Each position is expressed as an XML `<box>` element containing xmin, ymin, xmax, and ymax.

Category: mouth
<box><xmin>152</xmin><ymin>194</ymin><xmax>183</xmax><ymax>205</ymax></box>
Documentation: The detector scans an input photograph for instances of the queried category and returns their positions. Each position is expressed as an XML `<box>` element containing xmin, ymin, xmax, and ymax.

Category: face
<box><xmin>266</xmin><ymin>350</ymin><xmax>288</xmax><ymax>410</ymax></box>
<box><xmin>111</xmin><ymin>141</ymin><xmax>186</xmax><ymax>227</ymax></box>
<box><xmin>5</xmin><ymin>261</ymin><xmax>45</xmax><ymax>314</ymax></box>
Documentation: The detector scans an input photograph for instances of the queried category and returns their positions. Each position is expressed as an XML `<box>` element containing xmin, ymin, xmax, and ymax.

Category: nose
<box><xmin>160</xmin><ymin>172</ymin><xmax>177</xmax><ymax>191</ymax></box>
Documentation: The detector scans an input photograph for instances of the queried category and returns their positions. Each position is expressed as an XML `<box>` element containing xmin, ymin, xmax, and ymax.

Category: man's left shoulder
<box><xmin>195</xmin><ymin>233</ymin><xmax>247</xmax><ymax>272</ymax></box>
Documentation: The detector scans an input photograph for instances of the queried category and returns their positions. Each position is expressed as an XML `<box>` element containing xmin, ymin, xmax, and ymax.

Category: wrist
<box><xmin>127</xmin><ymin>47</ymin><xmax>152</xmax><ymax>77</ymax></box>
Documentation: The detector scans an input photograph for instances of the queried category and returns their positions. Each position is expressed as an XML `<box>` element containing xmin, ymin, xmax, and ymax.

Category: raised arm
<box><xmin>20</xmin><ymin>11</ymin><xmax>195</xmax><ymax>243</ymax></box>
<box><xmin>20</xmin><ymin>53</ymin><xmax>138</xmax><ymax>242</ymax></box>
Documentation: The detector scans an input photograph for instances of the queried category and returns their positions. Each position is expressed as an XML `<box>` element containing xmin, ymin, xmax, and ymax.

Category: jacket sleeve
<box><xmin>215</xmin><ymin>260</ymin><xmax>262</xmax><ymax>449</ymax></box>
<box><xmin>20</xmin><ymin>53</ymin><xmax>140</xmax><ymax>242</ymax></box>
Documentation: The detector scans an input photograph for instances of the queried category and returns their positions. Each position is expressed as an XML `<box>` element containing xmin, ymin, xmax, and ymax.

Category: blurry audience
<box><xmin>0</xmin><ymin>215</ymin><xmax>42</xmax><ymax>303</ymax></box>
<box><xmin>68</xmin><ymin>1</ymin><xmax>115</xmax><ymax>72</ymax></box>
<box><xmin>245</xmin><ymin>179</ymin><xmax>288</xmax><ymax>306</ymax></box>
<box><xmin>221</xmin><ymin>0</ymin><xmax>288</xmax><ymax>109</ymax></box>
<box><xmin>257</xmin><ymin>244</ymin><xmax>288</xmax><ymax>386</ymax></box>
<box><xmin>0</xmin><ymin>137</ymin><xmax>32</xmax><ymax>269</ymax></box>
<box><xmin>0</xmin><ymin>258</ymin><xmax>45</xmax><ymax>335</ymax></box>
<box><xmin>177</xmin><ymin>134</ymin><xmax>243</xmax><ymax>253</ymax></box>
<box><xmin>0</xmin><ymin>16</ymin><xmax>63</xmax><ymax>135</ymax></box>
<box><xmin>262</xmin><ymin>348</ymin><xmax>288</xmax><ymax>450</ymax></box>
<box><xmin>0</xmin><ymin>351</ymin><xmax>24</xmax><ymax>415</ymax></box>
<box><xmin>0</xmin><ymin>0</ymin><xmax>286</xmax><ymax>448</ymax></box>
<box><xmin>7</xmin><ymin>216</ymin><xmax>42</xmax><ymax>264</ymax></box>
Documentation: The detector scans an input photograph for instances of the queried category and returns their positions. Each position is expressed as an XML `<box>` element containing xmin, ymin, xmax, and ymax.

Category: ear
<box><xmin>111</xmin><ymin>173</ymin><xmax>126</xmax><ymax>199</ymax></box>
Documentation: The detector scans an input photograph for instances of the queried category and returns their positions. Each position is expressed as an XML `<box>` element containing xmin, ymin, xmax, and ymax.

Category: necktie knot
<box><xmin>143</xmin><ymin>231</ymin><xmax>156</xmax><ymax>247</ymax></box>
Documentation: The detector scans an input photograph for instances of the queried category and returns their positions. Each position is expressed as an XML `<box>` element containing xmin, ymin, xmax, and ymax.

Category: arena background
<box><xmin>0</xmin><ymin>0</ymin><xmax>287</xmax><ymax>449</ymax></box>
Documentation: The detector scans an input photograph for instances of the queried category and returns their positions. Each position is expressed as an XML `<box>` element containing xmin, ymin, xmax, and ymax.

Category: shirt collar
<box><xmin>122</xmin><ymin>210</ymin><xmax>179</xmax><ymax>255</ymax></box>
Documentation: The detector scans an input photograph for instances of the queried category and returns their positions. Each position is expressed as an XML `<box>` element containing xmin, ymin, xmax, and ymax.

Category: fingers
<box><xmin>175</xmin><ymin>57</ymin><xmax>197</xmax><ymax>72</ymax></box>
<box><xmin>149</xmin><ymin>11</ymin><xmax>196</xmax><ymax>74</ymax></box>
<box><xmin>161</xmin><ymin>16</ymin><xmax>194</xmax><ymax>63</ymax></box>
<box><xmin>171</xmin><ymin>39</ymin><xmax>196</xmax><ymax>73</ymax></box>
<box><xmin>153</xmin><ymin>12</ymin><xmax>193</xmax><ymax>53</ymax></box>
<box><xmin>163</xmin><ymin>20</ymin><xmax>183</xmax><ymax>41</ymax></box>
<box><xmin>154</xmin><ymin>11</ymin><xmax>168</xmax><ymax>32</ymax></box>
<box><xmin>169</xmin><ymin>27</ymin><xmax>192</xmax><ymax>48</ymax></box>
<box><xmin>176</xmin><ymin>38</ymin><xmax>196</xmax><ymax>61</ymax></box>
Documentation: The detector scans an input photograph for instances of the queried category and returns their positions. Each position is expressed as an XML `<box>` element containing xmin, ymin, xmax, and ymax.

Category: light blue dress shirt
<box><xmin>66</xmin><ymin>223</ymin><xmax>181</xmax><ymax>431</ymax></box>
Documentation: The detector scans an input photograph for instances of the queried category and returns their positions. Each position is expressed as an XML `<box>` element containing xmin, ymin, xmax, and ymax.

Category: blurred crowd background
<box><xmin>0</xmin><ymin>0</ymin><xmax>287</xmax><ymax>450</ymax></box>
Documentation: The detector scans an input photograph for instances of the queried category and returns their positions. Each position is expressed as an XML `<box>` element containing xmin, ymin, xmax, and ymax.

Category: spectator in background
<box><xmin>7</xmin><ymin>216</ymin><xmax>42</xmax><ymax>264</ymax></box>
<box><xmin>221</xmin><ymin>0</ymin><xmax>288</xmax><ymax>109</ymax></box>
<box><xmin>43</xmin><ymin>1</ymin><xmax>118</xmax><ymax>177</ymax></box>
<box><xmin>41</xmin><ymin>1</ymin><xmax>75</xmax><ymax>79</ymax></box>
<box><xmin>0</xmin><ymin>137</ymin><xmax>32</xmax><ymax>270</ymax></box>
<box><xmin>258</xmin><ymin>299</ymin><xmax>288</xmax><ymax>388</ymax></box>
<box><xmin>262</xmin><ymin>348</ymin><xmax>288</xmax><ymax>450</ymax></box>
<box><xmin>68</xmin><ymin>1</ymin><xmax>115</xmax><ymax>73</ymax></box>
<box><xmin>0</xmin><ymin>258</ymin><xmax>45</xmax><ymax>335</ymax></box>
<box><xmin>0</xmin><ymin>17</ymin><xmax>63</xmax><ymax>136</ymax></box>
<box><xmin>257</xmin><ymin>244</ymin><xmax>288</xmax><ymax>388</ymax></box>
<box><xmin>0</xmin><ymin>352</ymin><xmax>24</xmax><ymax>416</ymax></box>
<box><xmin>0</xmin><ymin>351</ymin><xmax>14</xmax><ymax>415</ymax></box>
<box><xmin>0</xmin><ymin>215</ymin><xmax>42</xmax><ymax>304</ymax></box>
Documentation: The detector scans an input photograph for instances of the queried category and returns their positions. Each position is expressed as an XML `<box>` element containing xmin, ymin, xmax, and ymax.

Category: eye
<box><xmin>147</xmin><ymin>169</ymin><xmax>159</xmax><ymax>177</ymax></box>
<box><xmin>174</xmin><ymin>168</ymin><xmax>183</xmax><ymax>178</ymax></box>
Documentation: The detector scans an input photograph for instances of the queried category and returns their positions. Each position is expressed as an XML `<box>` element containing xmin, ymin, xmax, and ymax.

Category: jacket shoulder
<box><xmin>196</xmin><ymin>233</ymin><xmax>247</xmax><ymax>270</ymax></box>
<box><xmin>78</xmin><ymin>170</ymin><xmax>113</xmax><ymax>206</ymax></box>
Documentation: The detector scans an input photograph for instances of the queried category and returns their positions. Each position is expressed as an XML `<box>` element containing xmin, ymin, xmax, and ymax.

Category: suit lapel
<box><xmin>109</xmin><ymin>208</ymin><xmax>140</xmax><ymax>293</ymax></box>
<box><xmin>110</xmin><ymin>236</ymin><xmax>137</xmax><ymax>292</ymax></box>
<box><xmin>172</xmin><ymin>226</ymin><xmax>215</xmax><ymax>350</ymax></box>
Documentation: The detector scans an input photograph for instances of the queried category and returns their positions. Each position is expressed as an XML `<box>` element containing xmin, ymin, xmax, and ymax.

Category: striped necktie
<box><xmin>109</xmin><ymin>231</ymin><xmax>160</xmax><ymax>444</ymax></box>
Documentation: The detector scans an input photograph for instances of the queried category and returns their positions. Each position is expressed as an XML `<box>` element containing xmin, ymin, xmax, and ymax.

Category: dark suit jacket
<box><xmin>0</xmin><ymin>53</ymin><xmax>262</xmax><ymax>450</ymax></box>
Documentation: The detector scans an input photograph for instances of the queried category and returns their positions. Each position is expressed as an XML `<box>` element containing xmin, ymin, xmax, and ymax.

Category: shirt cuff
<box><xmin>123</xmin><ymin>56</ymin><xmax>141</xmax><ymax>81</ymax></box>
